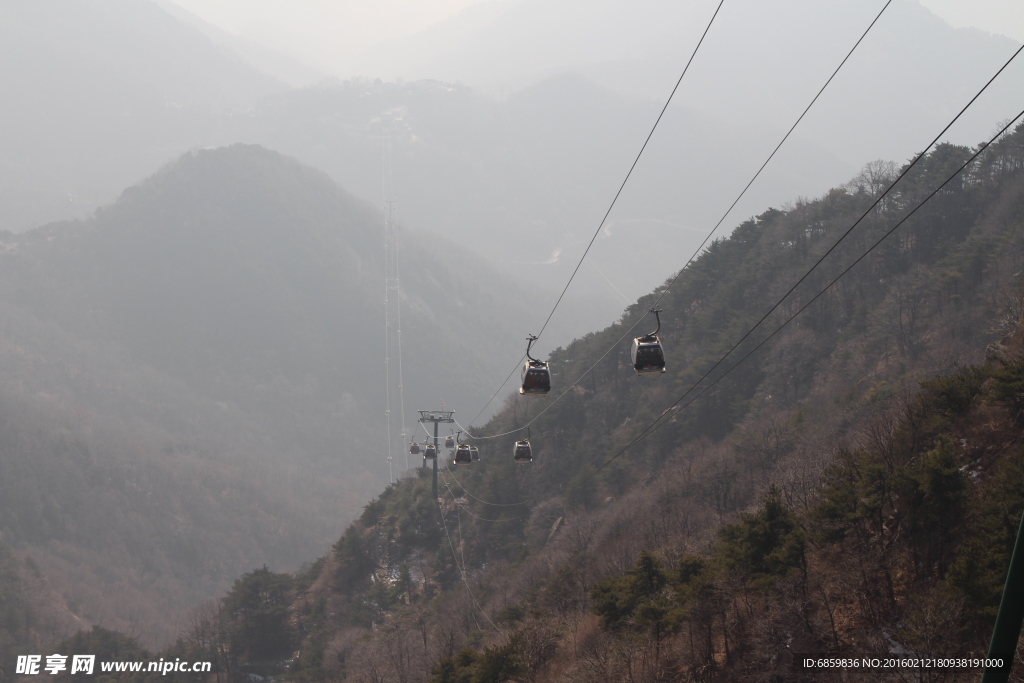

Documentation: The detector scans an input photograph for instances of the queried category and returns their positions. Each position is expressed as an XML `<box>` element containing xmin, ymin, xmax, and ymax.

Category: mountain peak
<box><xmin>99</xmin><ymin>145</ymin><xmax>376</xmax><ymax>252</ymax></box>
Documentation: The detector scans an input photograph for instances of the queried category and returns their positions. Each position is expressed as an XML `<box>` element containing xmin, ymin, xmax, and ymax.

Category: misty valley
<box><xmin>2</xmin><ymin>1</ymin><xmax>1024</xmax><ymax>682</ymax></box>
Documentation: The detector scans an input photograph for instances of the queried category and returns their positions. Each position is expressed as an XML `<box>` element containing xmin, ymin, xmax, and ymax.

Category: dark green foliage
<box><xmin>431</xmin><ymin>648</ymin><xmax>479</xmax><ymax>683</ymax></box>
<box><xmin>717</xmin><ymin>486</ymin><xmax>806</xmax><ymax>585</ymax></box>
<box><xmin>360</xmin><ymin>496</ymin><xmax>387</xmax><ymax>527</ymax></box>
<box><xmin>920</xmin><ymin>365</ymin><xmax>991</xmax><ymax>420</ymax></box>
<box><xmin>332</xmin><ymin>524</ymin><xmax>376</xmax><ymax>593</ymax></box>
<box><xmin>814</xmin><ymin>365</ymin><xmax>988</xmax><ymax>589</ymax></box>
<box><xmin>0</xmin><ymin>544</ymin><xmax>27</xmax><ymax>683</ymax></box>
<box><xmin>294</xmin><ymin>556</ymin><xmax>326</xmax><ymax>593</ymax></box>
<box><xmin>472</xmin><ymin>640</ymin><xmax>526</xmax><ymax>683</ymax></box>
<box><xmin>592</xmin><ymin>552</ymin><xmax>671</xmax><ymax>630</ymax></box>
<box><xmin>947</xmin><ymin>450</ymin><xmax>1024</xmax><ymax>621</ymax></box>
<box><xmin>990</xmin><ymin>357</ymin><xmax>1024</xmax><ymax>423</ymax></box>
<box><xmin>51</xmin><ymin>627</ymin><xmax>151</xmax><ymax>683</ymax></box>
<box><xmin>290</xmin><ymin>594</ymin><xmax>330</xmax><ymax>675</ymax></box>
<box><xmin>430</xmin><ymin>641</ymin><xmax>525</xmax><ymax>683</ymax></box>
<box><xmin>221</xmin><ymin>566</ymin><xmax>294</xmax><ymax>662</ymax></box>
<box><xmin>915</xmin><ymin>437</ymin><xmax>966</xmax><ymax>523</ymax></box>
<box><xmin>494</xmin><ymin>604</ymin><xmax>525</xmax><ymax>626</ymax></box>
<box><xmin>673</xmin><ymin>557</ymin><xmax>714</xmax><ymax>614</ymax></box>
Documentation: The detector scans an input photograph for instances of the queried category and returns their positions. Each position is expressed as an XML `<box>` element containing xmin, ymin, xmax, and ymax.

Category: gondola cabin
<box><xmin>631</xmin><ymin>308</ymin><xmax>667</xmax><ymax>375</ymax></box>
<box><xmin>409</xmin><ymin>442</ymin><xmax>421</xmax><ymax>455</ymax></box>
<box><xmin>513</xmin><ymin>440</ymin><xmax>533</xmax><ymax>463</ymax></box>
<box><xmin>631</xmin><ymin>334</ymin><xmax>666</xmax><ymax>375</ymax></box>
<box><xmin>470</xmin><ymin>446</ymin><xmax>480</xmax><ymax>462</ymax></box>
<box><xmin>454</xmin><ymin>444</ymin><xmax>472</xmax><ymax>465</ymax></box>
<box><xmin>520</xmin><ymin>334</ymin><xmax>551</xmax><ymax>396</ymax></box>
<box><xmin>520</xmin><ymin>359</ymin><xmax>551</xmax><ymax>396</ymax></box>
<box><xmin>445</xmin><ymin>435</ymin><xmax>455</xmax><ymax>449</ymax></box>
<box><xmin>423</xmin><ymin>443</ymin><xmax>437</xmax><ymax>460</ymax></box>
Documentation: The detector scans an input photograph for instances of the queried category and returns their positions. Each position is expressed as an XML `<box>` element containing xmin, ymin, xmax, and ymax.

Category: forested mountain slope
<box><xmin>157</xmin><ymin>123</ymin><xmax>1024</xmax><ymax>681</ymax></box>
<box><xmin>0</xmin><ymin>541</ymin><xmax>85</xmax><ymax>682</ymax></box>
<box><xmin>0</xmin><ymin>144</ymin><xmax>554</xmax><ymax>646</ymax></box>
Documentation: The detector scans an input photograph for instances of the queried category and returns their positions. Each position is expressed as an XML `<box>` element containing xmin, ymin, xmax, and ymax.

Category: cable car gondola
<box><xmin>423</xmin><ymin>443</ymin><xmax>437</xmax><ymax>460</ymax></box>
<box><xmin>631</xmin><ymin>308</ymin><xmax>667</xmax><ymax>375</ymax></box>
<box><xmin>520</xmin><ymin>334</ymin><xmax>551</xmax><ymax>396</ymax></box>
<box><xmin>513</xmin><ymin>439</ymin><xmax>533</xmax><ymax>463</ymax></box>
<box><xmin>409</xmin><ymin>442</ymin><xmax>421</xmax><ymax>455</ymax></box>
<box><xmin>445</xmin><ymin>434</ymin><xmax>455</xmax><ymax>449</ymax></box>
<box><xmin>470</xmin><ymin>446</ymin><xmax>480</xmax><ymax>462</ymax></box>
<box><xmin>513</xmin><ymin>428</ymin><xmax>533</xmax><ymax>462</ymax></box>
<box><xmin>452</xmin><ymin>432</ymin><xmax>471</xmax><ymax>465</ymax></box>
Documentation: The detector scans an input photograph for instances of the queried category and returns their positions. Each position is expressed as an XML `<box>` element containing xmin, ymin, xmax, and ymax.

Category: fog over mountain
<box><xmin>150</xmin><ymin>0</ymin><xmax>329</xmax><ymax>87</ymax></box>
<box><xmin>4</xmin><ymin>0</ymin><xmax>1021</xmax><ymax>310</ymax></box>
<box><xmin>0</xmin><ymin>0</ymin><xmax>284</xmax><ymax>232</ymax></box>
<box><xmin>2</xmin><ymin>0</ymin><xmax>1024</xmax><ymax>656</ymax></box>
<box><xmin>0</xmin><ymin>144</ymin><xmax>577</xmax><ymax>644</ymax></box>
<box><xmin>353</xmin><ymin>0</ymin><xmax>1021</xmax><ymax>161</ymax></box>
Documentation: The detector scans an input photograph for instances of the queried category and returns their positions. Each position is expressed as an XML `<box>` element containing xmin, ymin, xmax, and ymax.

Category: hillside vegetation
<box><xmin>127</xmin><ymin>122</ymin><xmax>1024</xmax><ymax>682</ymax></box>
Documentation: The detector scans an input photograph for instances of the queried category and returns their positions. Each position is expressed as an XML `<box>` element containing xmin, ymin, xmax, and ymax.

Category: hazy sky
<box><xmin>167</xmin><ymin>0</ymin><xmax>1024</xmax><ymax>76</ymax></box>
<box><xmin>166</xmin><ymin>0</ymin><xmax>484</xmax><ymax>70</ymax></box>
<box><xmin>920</xmin><ymin>0</ymin><xmax>1024</xmax><ymax>41</ymax></box>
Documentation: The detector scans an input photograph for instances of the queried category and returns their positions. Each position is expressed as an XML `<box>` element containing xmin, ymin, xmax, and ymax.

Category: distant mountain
<box><xmin>0</xmin><ymin>144</ymin><xmax>558</xmax><ymax>645</ymax></box>
<box><xmin>6</xmin><ymin>144</ymin><xmax>566</xmax><ymax>425</ymax></box>
<box><xmin>351</xmin><ymin>0</ymin><xmax>1020</xmax><ymax>165</ymax></box>
<box><xmin>7</xmin><ymin>0</ymin><xmax>1020</xmax><ymax>315</ymax></box>
<box><xmin>204</xmin><ymin>76</ymin><xmax>853</xmax><ymax>311</ymax></box>
<box><xmin>0</xmin><ymin>0</ymin><xmax>286</xmax><ymax>231</ymax></box>
<box><xmin>151</xmin><ymin>0</ymin><xmax>329</xmax><ymax>87</ymax></box>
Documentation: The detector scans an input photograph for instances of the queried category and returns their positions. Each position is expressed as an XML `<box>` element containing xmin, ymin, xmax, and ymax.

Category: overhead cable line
<box><xmin>453</xmin><ymin>33</ymin><xmax>1023</xmax><ymax>510</ymax></box>
<box><xmin>441</xmin><ymin>469</ymin><xmax>531</xmax><ymax>520</ymax></box>
<box><xmin>497</xmin><ymin>107</ymin><xmax>632</xmax><ymax>306</ymax></box>
<box><xmin>463</xmin><ymin>355</ymin><xmax>527</xmax><ymax>433</ymax></box>
<box><xmin>460</xmin><ymin>0</ymin><xmax>893</xmax><ymax>440</ymax></box>
<box><xmin>571</xmin><ymin>105</ymin><xmax>1024</xmax><ymax>491</ymax></box>
<box><xmin>647</xmin><ymin>38</ymin><xmax>1024</xmax><ymax>357</ymax></box>
<box><xmin>435</xmin><ymin>493</ymin><xmax>507</xmax><ymax>636</ymax></box>
<box><xmin>462</xmin><ymin>0</ymin><xmax>727</xmax><ymax>429</ymax></box>
<box><xmin>453</xmin><ymin>317</ymin><xmax>647</xmax><ymax>441</ymax></box>
<box><xmin>578</xmin><ymin>41</ymin><xmax>1024</xmax><ymax>460</ymax></box>
<box><xmin>442</xmin><ymin>461</ymin><xmax>534</xmax><ymax>509</ymax></box>
<box><xmin>642</xmin><ymin>0</ymin><xmax>894</xmax><ymax>313</ymax></box>
<box><xmin>455</xmin><ymin>495</ymin><xmax>468</xmax><ymax>578</ymax></box>
<box><xmin>532</xmin><ymin>0</ymin><xmax>727</xmax><ymax>342</ymax></box>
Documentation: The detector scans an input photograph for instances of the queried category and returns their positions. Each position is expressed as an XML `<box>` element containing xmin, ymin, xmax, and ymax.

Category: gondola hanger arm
<box><xmin>648</xmin><ymin>308</ymin><xmax>662</xmax><ymax>337</ymax></box>
<box><xmin>525</xmin><ymin>334</ymin><xmax>540</xmax><ymax>363</ymax></box>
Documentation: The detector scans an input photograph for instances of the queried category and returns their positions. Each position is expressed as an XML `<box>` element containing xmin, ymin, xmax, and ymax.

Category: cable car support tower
<box><xmin>418</xmin><ymin>410</ymin><xmax>455</xmax><ymax>498</ymax></box>
<box><xmin>382</xmin><ymin>125</ymin><xmax>408</xmax><ymax>483</ymax></box>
